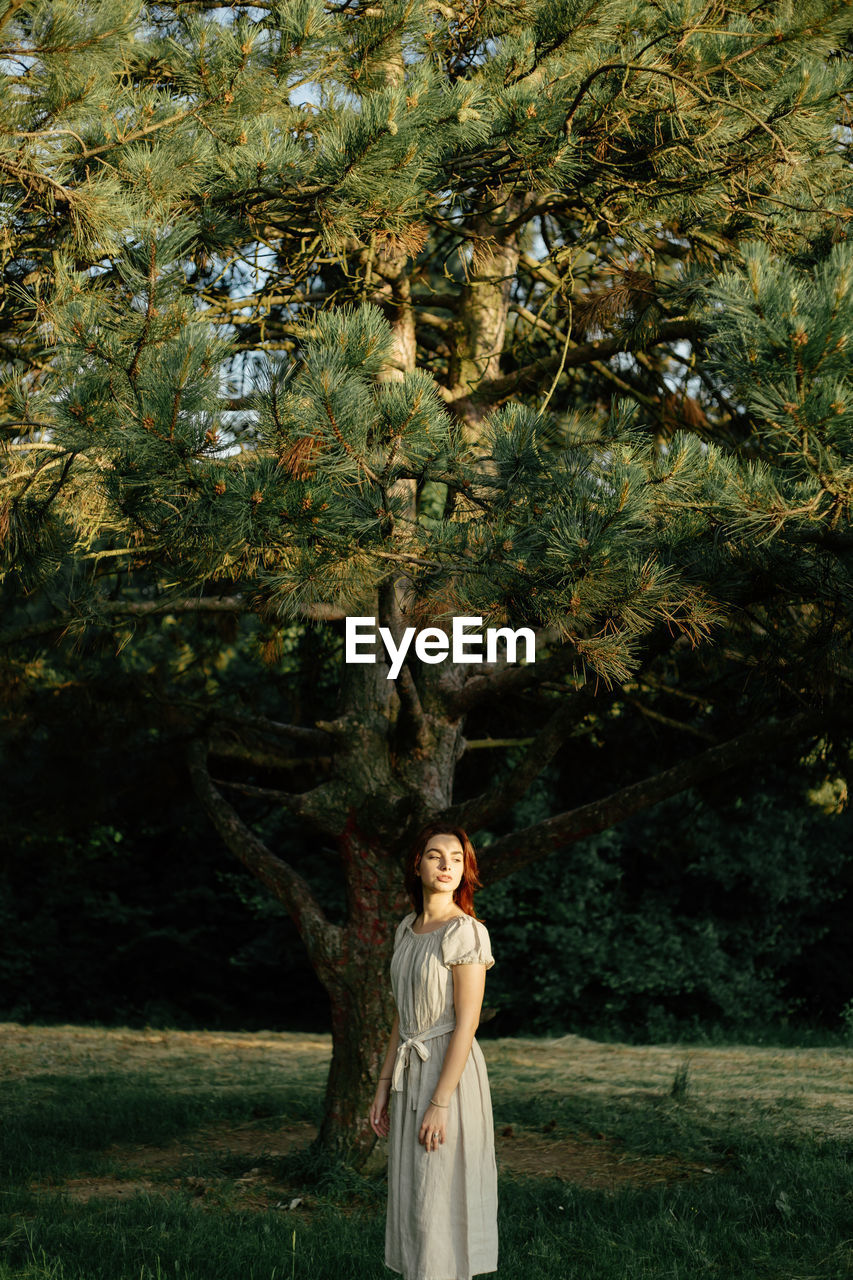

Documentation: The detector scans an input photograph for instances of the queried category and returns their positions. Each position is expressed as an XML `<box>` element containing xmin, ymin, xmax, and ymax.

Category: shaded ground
<box><xmin>27</xmin><ymin>1119</ymin><xmax>713</xmax><ymax>1209</ymax></box>
<box><xmin>6</xmin><ymin>1024</ymin><xmax>849</xmax><ymax>1211</ymax></box>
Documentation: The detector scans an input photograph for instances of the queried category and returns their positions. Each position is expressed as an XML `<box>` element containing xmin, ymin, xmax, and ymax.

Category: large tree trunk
<box><xmin>310</xmin><ymin>654</ymin><xmax>464</xmax><ymax>1163</ymax></box>
<box><xmin>317</xmin><ymin>826</ymin><xmax>410</xmax><ymax>1165</ymax></box>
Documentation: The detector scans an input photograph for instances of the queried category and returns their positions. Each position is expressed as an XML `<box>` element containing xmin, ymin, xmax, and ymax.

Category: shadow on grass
<box><xmin>0</xmin><ymin>1074</ymin><xmax>322</xmax><ymax>1181</ymax></box>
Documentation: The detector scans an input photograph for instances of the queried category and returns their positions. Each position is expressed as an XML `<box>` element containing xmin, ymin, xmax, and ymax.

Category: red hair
<box><xmin>405</xmin><ymin>824</ymin><xmax>482</xmax><ymax>919</ymax></box>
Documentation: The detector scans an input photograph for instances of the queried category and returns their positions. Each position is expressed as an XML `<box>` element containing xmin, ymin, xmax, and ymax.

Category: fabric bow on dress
<box><xmin>391</xmin><ymin>1021</ymin><xmax>457</xmax><ymax>1108</ymax></box>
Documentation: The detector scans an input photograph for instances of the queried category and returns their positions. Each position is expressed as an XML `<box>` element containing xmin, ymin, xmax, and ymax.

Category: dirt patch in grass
<box><xmin>28</xmin><ymin>1119</ymin><xmax>316</xmax><ymax>1212</ymax></box>
<box><xmin>494</xmin><ymin>1126</ymin><xmax>714</xmax><ymax>1187</ymax></box>
<box><xmin>28</xmin><ymin>1117</ymin><xmax>710</xmax><ymax>1209</ymax></box>
<box><xmin>106</xmin><ymin>1118</ymin><xmax>319</xmax><ymax>1168</ymax></box>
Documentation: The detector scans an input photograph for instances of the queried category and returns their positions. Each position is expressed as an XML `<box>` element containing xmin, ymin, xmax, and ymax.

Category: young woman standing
<box><xmin>369</xmin><ymin>824</ymin><xmax>498</xmax><ymax>1280</ymax></box>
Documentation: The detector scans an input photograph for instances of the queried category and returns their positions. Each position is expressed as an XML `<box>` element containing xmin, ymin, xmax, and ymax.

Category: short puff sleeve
<box><xmin>441</xmin><ymin>916</ymin><xmax>494</xmax><ymax>969</ymax></box>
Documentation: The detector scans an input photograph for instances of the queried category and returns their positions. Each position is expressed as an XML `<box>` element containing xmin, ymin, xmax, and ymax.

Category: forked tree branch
<box><xmin>395</xmin><ymin>664</ymin><xmax>430</xmax><ymax>752</ymax></box>
<box><xmin>468</xmin><ymin>320</ymin><xmax>697</xmax><ymax>404</ymax></box>
<box><xmin>187</xmin><ymin>741</ymin><xmax>343</xmax><ymax>979</ymax></box>
<box><xmin>440</xmin><ymin>698</ymin><xmax>578</xmax><ymax>832</ymax></box>
<box><xmin>212</xmin><ymin>777</ymin><xmax>329</xmax><ymax>808</ymax></box>
<box><xmin>213</xmin><ymin>708</ymin><xmax>333</xmax><ymax>753</ymax></box>
<box><xmin>477</xmin><ymin>710</ymin><xmax>826</xmax><ymax>885</ymax></box>
<box><xmin>378</xmin><ymin>579</ymin><xmax>429</xmax><ymax>750</ymax></box>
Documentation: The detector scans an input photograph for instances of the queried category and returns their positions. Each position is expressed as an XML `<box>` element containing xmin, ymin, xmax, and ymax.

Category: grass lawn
<box><xmin>0</xmin><ymin>1024</ymin><xmax>850</xmax><ymax>1279</ymax></box>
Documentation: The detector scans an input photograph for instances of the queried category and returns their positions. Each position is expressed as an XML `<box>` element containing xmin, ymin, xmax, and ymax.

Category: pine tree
<box><xmin>2</xmin><ymin>0</ymin><xmax>853</xmax><ymax>1163</ymax></box>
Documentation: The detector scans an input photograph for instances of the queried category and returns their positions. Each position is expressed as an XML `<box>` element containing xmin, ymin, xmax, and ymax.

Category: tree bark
<box><xmin>189</xmin><ymin>734</ymin><xmax>412</xmax><ymax>1165</ymax></box>
<box><xmin>448</xmin><ymin>193</ymin><xmax>525</xmax><ymax>436</ymax></box>
<box><xmin>317</xmin><ymin>823</ymin><xmax>410</xmax><ymax>1165</ymax></box>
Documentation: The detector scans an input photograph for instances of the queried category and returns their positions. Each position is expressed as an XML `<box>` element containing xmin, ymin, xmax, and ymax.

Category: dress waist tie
<box><xmin>391</xmin><ymin>1020</ymin><xmax>457</xmax><ymax>1109</ymax></box>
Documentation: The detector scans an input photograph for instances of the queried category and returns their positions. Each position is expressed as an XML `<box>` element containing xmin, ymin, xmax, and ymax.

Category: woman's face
<box><xmin>418</xmin><ymin>833</ymin><xmax>465</xmax><ymax>898</ymax></box>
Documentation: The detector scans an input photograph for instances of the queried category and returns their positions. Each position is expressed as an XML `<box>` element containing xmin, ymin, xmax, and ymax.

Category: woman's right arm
<box><xmin>369</xmin><ymin>1011</ymin><xmax>400</xmax><ymax>1138</ymax></box>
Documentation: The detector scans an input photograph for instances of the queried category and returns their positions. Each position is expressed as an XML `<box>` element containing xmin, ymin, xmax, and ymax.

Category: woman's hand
<box><xmin>418</xmin><ymin>1103</ymin><xmax>447</xmax><ymax>1153</ymax></box>
<box><xmin>369</xmin><ymin>1078</ymin><xmax>391</xmax><ymax>1138</ymax></box>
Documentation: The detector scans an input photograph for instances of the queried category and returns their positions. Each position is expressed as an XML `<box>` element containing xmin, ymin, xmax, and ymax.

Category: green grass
<box><xmin>2</xmin><ymin>1151</ymin><xmax>850</xmax><ymax>1280</ymax></box>
<box><xmin>0</xmin><ymin>1074</ymin><xmax>320</xmax><ymax>1183</ymax></box>
<box><xmin>1</xmin><ymin>1026</ymin><xmax>851</xmax><ymax>1279</ymax></box>
<box><xmin>500</xmin><ymin>1164</ymin><xmax>852</xmax><ymax>1280</ymax></box>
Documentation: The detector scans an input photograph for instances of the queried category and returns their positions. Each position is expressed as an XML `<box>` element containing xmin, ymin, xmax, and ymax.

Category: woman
<box><xmin>369</xmin><ymin>824</ymin><xmax>498</xmax><ymax>1280</ymax></box>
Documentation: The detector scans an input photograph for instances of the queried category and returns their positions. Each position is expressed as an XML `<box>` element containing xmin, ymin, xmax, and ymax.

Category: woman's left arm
<box><xmin>418</xmin><ymin>963</ymin><xmax>486</xmax><ymax>1150</ymax></box>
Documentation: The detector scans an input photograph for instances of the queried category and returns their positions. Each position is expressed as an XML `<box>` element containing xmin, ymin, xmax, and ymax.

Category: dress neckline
<box><xmin>409</xmin><ymin>912</ymin><xmax>467</xmax><ymax>937</ymax></box>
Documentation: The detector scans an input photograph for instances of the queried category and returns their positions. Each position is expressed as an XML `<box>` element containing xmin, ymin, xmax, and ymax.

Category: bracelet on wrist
<box><xmin>379</xmin><ymin>1075</ymin><xmax>392</xmax><ymax>1081</ymax></box>
<box><xmin>429</xmin><ymin>1098</ymin><xmax>449</xmax><ymax>1108</ymax></box>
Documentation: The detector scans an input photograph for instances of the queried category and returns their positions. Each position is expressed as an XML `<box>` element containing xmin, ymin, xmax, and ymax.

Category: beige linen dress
<box><xmin>385</xmin><ymin>911</ymin><xmax>498</xmax><ymax>1280</ymax></box>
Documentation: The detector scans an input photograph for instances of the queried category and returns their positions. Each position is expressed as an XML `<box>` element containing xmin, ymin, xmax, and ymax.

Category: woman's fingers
<box><xmin>418</xmin><ymin>1121</ymin><xmax>446</xmax><ymax>1151</ymax></box>
<box><xmin>369</xmin><ymin>1103</ymin><xmax>390</xmax><ymax>1137</ymax></box>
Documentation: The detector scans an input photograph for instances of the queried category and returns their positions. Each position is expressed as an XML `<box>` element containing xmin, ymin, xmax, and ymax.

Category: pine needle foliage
<box><xmin>10</xmin><ymin>267</ymin><xmax>724</xmax><ymax>684</ymax></box>
<box><xmin>1</xmin><ymin>0</ymin><xmax>851</xmax><ymax>674</ymax></box>
<box><xmin>706</xmin><ymin>241</ymin><xmax>853</xmax><ymax>539</ymax></box>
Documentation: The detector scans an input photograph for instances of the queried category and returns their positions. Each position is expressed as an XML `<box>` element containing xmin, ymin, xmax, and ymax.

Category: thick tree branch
<box><xmin>0</xmin><ymin>596</ymin><xmax>347</xmax><ymax>648</ymax></box>
<box><xmin>464</xmin><ymin>320</ymin><xmax>697</xmax><ymax>404</ymax></box>
<box><xmin>187</xmin><ymin>741</ymin><xmax>343</xmax><ymax>978</ymax></box>
<box><xmin>118</xmin><ymin>595</ymin><xmax>245</xmax><ymax>616</ymax></box>
<box><xmin>0</xmin><ymin>597</ymin><xmax>247</xmax><ymax>648</ymax></box>
<box><xmin>395</xmin><ymin>664</ymin><xmax>429</xmax><ymax>751</ymax></box>
<box><xmin>444</xmin><ymin>619</ymin><xmax>693</xmax><ymax>720</ymax></box>
<box><xmin>477</xmin><ymin>710</ymin><xmax>826</xmax><ymax>885</ymax></box>
<box><xmin>378</xmin><ymin>579</ymin><xmax>429</xmax><ymax>750</ymax></box>
<box><xmin>211</xmin><ymin>777</ymin><xmax>327</xmax><ymax>807</ymax></box>
<box><xmin>213</xmin><ymin>708</ymin><xmax>333</xmax><ymax>753</ymax></box>
<box><xmin>440</xmin><ymin>699</ymin><xmax>576</xmax><ymax>832</ymax></box>
<box><xmin>208</xmin><ymin>737</ymin><xmax>332</xmax><ymax>771</ymax></box>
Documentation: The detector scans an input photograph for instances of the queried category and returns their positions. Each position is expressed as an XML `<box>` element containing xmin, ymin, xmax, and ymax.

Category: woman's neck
<box><xmin>420</xmin><ymin>890</ymin><xmax>460</xmax><ymax>924</ymax></box>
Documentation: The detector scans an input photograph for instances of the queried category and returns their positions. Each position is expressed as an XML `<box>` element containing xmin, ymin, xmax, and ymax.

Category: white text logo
<box><xmin>345</xmin><ymin>616</ymin><xmax>535</xmax><ymax>680</ymax></box>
